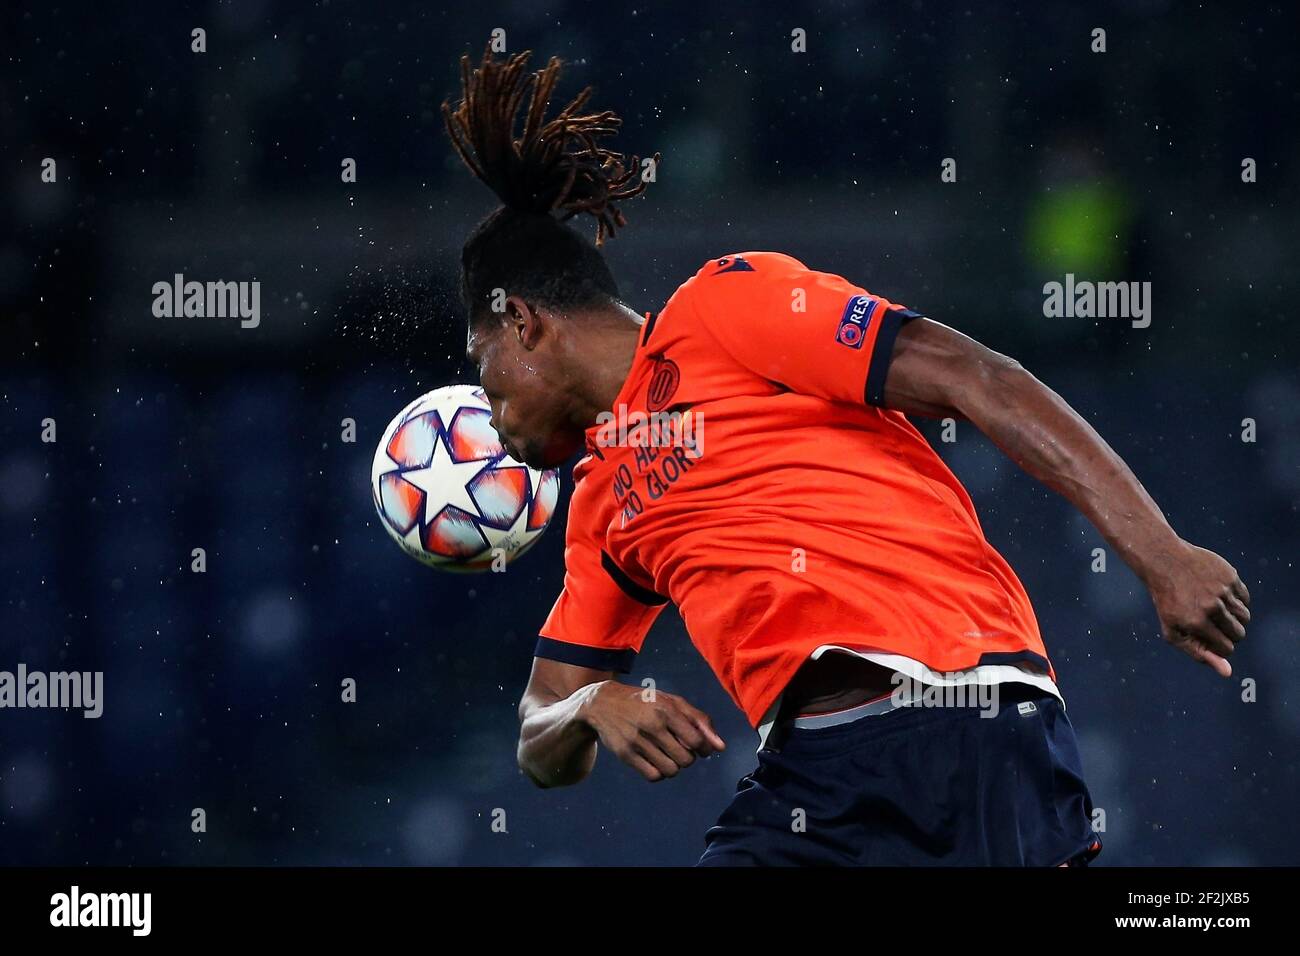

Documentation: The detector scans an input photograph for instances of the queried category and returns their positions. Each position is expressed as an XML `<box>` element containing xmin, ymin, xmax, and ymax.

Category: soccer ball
<box><xmin>371</xmin><ymin>384</ymin><xmax>560</xmax><ymax>571</ymax></box>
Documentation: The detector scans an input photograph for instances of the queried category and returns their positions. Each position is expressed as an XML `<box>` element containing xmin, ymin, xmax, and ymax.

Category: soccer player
<box><xmin>442</xmin><ymin>50</ymin><xmax>1251</xmax><ymax>866</ymax></box>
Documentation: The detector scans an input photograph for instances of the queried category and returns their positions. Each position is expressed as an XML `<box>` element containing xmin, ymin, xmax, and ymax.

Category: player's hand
<box><xmin>1146</xmin><ymin>539</ymin><xmax>1250</xmax><ymax>677</ymax></box>
<box><xmin>578</xmin><ymin>681</ymin><xmax>726</xmax><ymax>782</ymax></box>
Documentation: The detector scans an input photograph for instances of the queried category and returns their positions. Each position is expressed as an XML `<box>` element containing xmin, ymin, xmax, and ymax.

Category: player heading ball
<box><xmin>437</xmin><ymin>48</ymin><xmax>1251</xmax><ymax>867</ymax></box>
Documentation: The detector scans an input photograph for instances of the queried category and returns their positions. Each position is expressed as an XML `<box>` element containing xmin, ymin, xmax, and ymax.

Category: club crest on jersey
<box><xmin>835</xmin><ymin>294</ymin><xmax>877</xmax><ymax>349</ymax></box>
<box><xmin>646</xmin><ymin>354</ymin><xmax>681</xmax><ymax>412</ymax></box>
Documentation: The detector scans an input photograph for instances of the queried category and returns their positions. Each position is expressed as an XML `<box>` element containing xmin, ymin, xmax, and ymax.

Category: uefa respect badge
<box><xmin>835</xmin><ymin>294</ymin><xmax>878</xmax><ymax>349</ymax></box>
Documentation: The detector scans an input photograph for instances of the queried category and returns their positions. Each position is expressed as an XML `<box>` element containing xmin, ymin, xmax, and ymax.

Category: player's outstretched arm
<box><xmin>883</xmin><ymin>318</ymin><xmax>1251</xmax><ymax>676</ymax></box>
<box><xmin>518</xmin><ymin>658</ymin><xmax>726</xmax><ymax>787</ymax></box>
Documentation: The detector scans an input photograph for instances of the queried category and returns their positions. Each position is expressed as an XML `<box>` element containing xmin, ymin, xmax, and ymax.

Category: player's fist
<box><xmin>578</xmin><ymin>681</ymin><xmax>726</xmax><ymax>782</ymax></box>
<box><xmin>1147</xmin><ymin>539</ymin><xmax>1250</xmax><ymax>677</ymax></box>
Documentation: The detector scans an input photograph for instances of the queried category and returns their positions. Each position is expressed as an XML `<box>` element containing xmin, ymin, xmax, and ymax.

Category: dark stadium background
<box><xmin>1</xmin><ymin>1</ymin><xmax>1296</xmax><ymax>866</ymax></box>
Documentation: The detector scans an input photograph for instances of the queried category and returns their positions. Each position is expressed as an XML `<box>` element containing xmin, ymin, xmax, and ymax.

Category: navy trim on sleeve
<box><xmin>864</xmin><ymin>307</ymin><xmax>923</xmax><ymax>407</ymax></box>
<box><xmin>601</xmin><ymin>550</ymin><xmax>670</xmax><ymax>606</ymax></box>
<box><xmin>534</xmin><ymin>636</ymin><xmax>637</xmax><ymax>673</ymax></box>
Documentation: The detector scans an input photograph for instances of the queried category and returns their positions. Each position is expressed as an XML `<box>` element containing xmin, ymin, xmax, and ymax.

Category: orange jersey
<box><xmin>536</xmin><ymin>252</ymin><xmax>1053</xmax><ymax>731</ymax></box>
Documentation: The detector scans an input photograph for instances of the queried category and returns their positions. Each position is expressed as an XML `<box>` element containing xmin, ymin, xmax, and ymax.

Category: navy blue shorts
<box><xmin>698</xmin><ymin>683</ymin><xmax>1103</xmax><ymax>866</ymax></box>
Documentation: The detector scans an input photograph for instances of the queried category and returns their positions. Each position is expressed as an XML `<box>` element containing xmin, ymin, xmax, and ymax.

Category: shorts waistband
<box><xmin>786</xmin><ymin>684</ymin><xmax>924</xmax><ymax>730</ymax></box>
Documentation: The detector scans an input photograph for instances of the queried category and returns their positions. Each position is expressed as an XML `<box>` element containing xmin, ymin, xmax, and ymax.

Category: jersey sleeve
<box><xmin>535</xmin><ymin>478</ymin><xmax>666</xmax><ymax>673</ymax></box>
<box><xmin>684</xmin><ymin>251</ymin><xmax>924</xmax><ymax>406</ymax></box>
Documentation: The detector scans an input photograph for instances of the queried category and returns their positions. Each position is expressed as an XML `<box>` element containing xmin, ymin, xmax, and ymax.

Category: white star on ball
<box><xmin>399</xmin><ymin>435</ymin><xmax>489</xmax><ymax>524</ymax></box>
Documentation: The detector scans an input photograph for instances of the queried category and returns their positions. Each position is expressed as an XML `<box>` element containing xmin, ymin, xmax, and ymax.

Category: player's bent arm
<box><xmin>517</xmin><ymin>657</ymin><xmax>610</xmax><ymax>788</ymax></box>
<box><xmin>518</xmin><ymin>656</ymin><xmax>727</xmax><ymax>787</ymax></box>
<box><xmin>883</xmin><ymin>318</ymin><xmax>1251</xmax><ymax>676</ymax></box>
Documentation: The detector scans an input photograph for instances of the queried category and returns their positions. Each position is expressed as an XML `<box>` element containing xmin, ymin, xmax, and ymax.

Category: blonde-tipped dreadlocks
<box><xmin>442</xmin><ymin>47</ymin><xmax>656</xmax><ymax>246</ymax></box>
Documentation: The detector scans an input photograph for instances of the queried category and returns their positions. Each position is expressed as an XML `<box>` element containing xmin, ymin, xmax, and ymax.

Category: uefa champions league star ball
<box><xmin>371</xmin><ymin>384</ymin><xmax>560</xmax><ymax>571</ymax></box>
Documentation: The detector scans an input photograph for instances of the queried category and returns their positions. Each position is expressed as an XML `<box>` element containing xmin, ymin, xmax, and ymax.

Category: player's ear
<box><xmin>505</xmin><ymin>295</ymin><xmax>545</xmax><ymax>350</ymax></box>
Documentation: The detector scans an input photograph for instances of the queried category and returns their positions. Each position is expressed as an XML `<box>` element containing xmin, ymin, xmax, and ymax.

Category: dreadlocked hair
<box><xmin>442</xmin><ymin>47</ymin><xmax>657</xmax><ymax>322</ymax></box>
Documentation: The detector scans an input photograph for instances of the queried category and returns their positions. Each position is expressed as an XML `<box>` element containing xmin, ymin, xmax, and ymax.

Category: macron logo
<box><xmin>711</xmin><ymin>255</ymin><xmax>754</xmax><ymax>274</ymax></box>
<box><xmin>835</xmin><ymin>294</ymin><xmax>877</xmax><ymax>349</ymax></box>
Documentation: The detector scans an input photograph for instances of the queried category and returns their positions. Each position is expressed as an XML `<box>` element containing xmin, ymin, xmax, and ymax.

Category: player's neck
<box><xmin>567</xmin><ymin>302</ymin><xmax>645</xmax><ymax>429</ymax></box>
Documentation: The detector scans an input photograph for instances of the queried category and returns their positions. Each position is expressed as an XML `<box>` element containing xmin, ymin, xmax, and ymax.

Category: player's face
<box><xmin>466</xmin><ymin>315</ymin><xmax>584</xmax><ymax>470</ymax></box>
